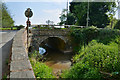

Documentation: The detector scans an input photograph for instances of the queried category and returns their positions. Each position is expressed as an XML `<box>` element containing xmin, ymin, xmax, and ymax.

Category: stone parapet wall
<box><xmin>10</xmin><ymin>29</ymin><xmax>35</xmax><ymax>79</ymax></box>
<box><xmin>31</xmin><ymin>29</ymin><xmax>70</xmax><ymax>36</ymax></box>
<box><xmin>30</xmin><ymin>29</ymin><xmax>72</xmax><ymax>52</ymax></box>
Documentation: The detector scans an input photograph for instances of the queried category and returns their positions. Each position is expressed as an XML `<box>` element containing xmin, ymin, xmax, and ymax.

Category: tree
<box><xmin>114</xmin><ymin>20</ymin><xmax>120</xmax><ymax>29</ymax></box>
<box><xmin>16</xmin><ymin>25</ymin><xmax>24</xmax><ymax>30</ymax></box>
<box><xmin>46</xmin><ymin>20</ymin><xmax>51</xmax><ymax>25</ymax></box>
<box><xmin>46</xmin><ymin>20</ymin><xmax>54</xmax><ymax>25</ymax></box>
<box><xmin>59</xmin><ymin>9</ymin><xmax>76</xmax><ymax>25</ymax></box>
<box><xmin>59</xmin><ymin>9</ymin><xmax>67</xmax><ymax>25</ymax></box>
<box><xmin>2</xmin><ymin>3</ymin><xmax>14</xmax><ymax>28</ymax></box>
<box><xmin>70</xmin><ymin>1</ymin><xmax>116</xmax><ymax>28</ymax></box>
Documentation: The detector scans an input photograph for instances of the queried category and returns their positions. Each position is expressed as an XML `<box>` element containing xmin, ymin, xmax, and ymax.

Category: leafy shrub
<box><xmin>70</xmin><ymin>26</ymin><xmax>120</xmax><ymax>52</ymax></box>
<box><xmin>82</xmin><ymin>41</ymin><xmax>119</xmax><ymax>72</ymax></box>
<box><xmin>68</xmin><ymin>26</ymin><xmax>120</xmax><ymax>79</ymax></box>
<box><xmin>70</xmin><ymin>26</ymin><xmax>99</xmax><ymax>53</ymax></box>
<box><xmin>61</xmin><ymin>62</ymin><xmax>103</xmax><ymax>79</ymax></box>
<box><xmin>72</xmin><ymin>40</ymin><xmax>98</xmax><ymax>63</ymax></box>
<box><xmin>96</xmin><ymin>29</ymin><xmax>120</xmax><ymax>44</ymax></box>
<box><xmin>63</xmin><ymin>40</ymin><xmax>120</xmax><ymax>79</ymax></box>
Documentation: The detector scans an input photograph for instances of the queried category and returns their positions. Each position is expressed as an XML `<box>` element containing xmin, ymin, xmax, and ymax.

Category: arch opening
<box><xmin>40</xmin><ymin>37</ymin><xmax>66</xmax><ymax>52</ymax></box>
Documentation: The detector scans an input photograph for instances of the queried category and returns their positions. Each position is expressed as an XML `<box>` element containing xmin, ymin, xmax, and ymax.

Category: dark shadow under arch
<box><xmin>40</xmin><ymin>37</ymin><xmax>66</xmax><ymax>52</ymax></box>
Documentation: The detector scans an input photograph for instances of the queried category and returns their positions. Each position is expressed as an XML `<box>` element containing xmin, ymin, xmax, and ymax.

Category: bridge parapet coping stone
<box><xmin>10</xmin><ymin>29</ymin><xmax>35</xmax><ymax>79</ymax></box>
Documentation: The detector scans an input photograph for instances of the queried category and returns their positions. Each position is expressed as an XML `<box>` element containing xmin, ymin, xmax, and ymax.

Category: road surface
<box><xmin>0</xmin><ymin>30</ymin><xmax>17</xmax><ymax>79</ymax></box>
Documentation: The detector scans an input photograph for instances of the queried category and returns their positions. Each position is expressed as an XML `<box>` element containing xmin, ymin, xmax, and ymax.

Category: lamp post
<box><xmin>118</xmin><ymin>0</ymin><xmax>120</xmax><ymax>19</ymax></box>
<box><xmin>117</xmin><ymin>0</ymin><xmax>120</xmax><ymax>65</ymax></box>
<box><xmin>25</xmin><ymin>8</ymin><xmax>33</xmax><ymax>49</ymax></box>
<box><xmin>86</xmin><ymin>0</ymin><xmax>90</xmax><ymax>27</ymax></box>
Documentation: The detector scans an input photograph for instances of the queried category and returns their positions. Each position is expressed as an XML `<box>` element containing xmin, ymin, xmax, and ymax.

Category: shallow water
<box><xmin>44</xmin><ymin>49</ymin><xmax>73</xmax><ymax>76</ymax></box>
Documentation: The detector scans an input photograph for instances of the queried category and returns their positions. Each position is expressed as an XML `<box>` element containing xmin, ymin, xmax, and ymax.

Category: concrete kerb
<box><xmin>10</xmin><ymin>29</ymin><xmax>35</xmax><ymax>79</ymax></box>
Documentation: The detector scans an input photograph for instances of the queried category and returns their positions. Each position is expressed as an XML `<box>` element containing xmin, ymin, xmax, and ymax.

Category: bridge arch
<box><xmin>39</xmin><ymin>36</ymin><xmax>66</xmax><ymax>51</ymax></box>
<box><xmin>40</xmin><ymin>36</ymin><xmax>67</xmax><ymax>44</ymax></box>
<box><xmin>30</xmin><ymin>29</ymin><xmax>72</xmax><ymax>52</ymax></box>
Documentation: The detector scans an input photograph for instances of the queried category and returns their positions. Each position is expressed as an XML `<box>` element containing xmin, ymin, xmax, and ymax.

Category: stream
<box><xmin>44</xmin><ymin>48</ymin><xmax>73</xmax><ymax>77</ymax></box>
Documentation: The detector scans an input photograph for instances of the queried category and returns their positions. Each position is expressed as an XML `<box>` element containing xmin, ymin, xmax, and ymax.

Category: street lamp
<box><xmin>86</xmin><ymin>0</ymin><xmax>90</xmax><ymax>27</ymax></box>
<box><xmin>118</xmin><ymin>0</ymin><xmax>120</xmax><ymax>19</ymax></box>
<box><xmin>25</xmin><ymin>8</ymin><xmax>33</xmax><ymax>49</ymax></box>
<box><xmin>65</xmin><ymin>0</ymin><xmax>69</xmax><ymax>28</ymax></box>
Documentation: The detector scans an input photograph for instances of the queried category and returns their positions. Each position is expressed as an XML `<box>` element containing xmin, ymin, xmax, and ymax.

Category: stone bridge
<box><xmin>29</xmin><ymin>29</ymin><xmax>72</xmax><ymax>52</ymax></box>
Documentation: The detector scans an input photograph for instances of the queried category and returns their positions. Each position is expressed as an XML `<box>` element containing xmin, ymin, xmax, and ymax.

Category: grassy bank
<box><xmin>61</xmin><ymin>26</ymin><xmax>120</xmax><ymax>79</ymax></box>
<box><xmin>0</xmin><ymin>27</ymin><xmax>18</xmax><ymax>30</ymax></box>
<box><xmin>28</xmin><ymin>26</ymin><xmax>120</xmax><ymax>79</ymax></box>
<box><xmin>29</xmin><ymin>51</ymin><xmax>55</xmax><ymax>78</ymax></box>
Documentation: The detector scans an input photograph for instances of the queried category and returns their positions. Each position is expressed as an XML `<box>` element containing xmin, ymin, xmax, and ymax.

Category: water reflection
<box><xmin>44</xmin><ymin>48</ymin><xmax>73</xmax><ymax>76</ymax></box>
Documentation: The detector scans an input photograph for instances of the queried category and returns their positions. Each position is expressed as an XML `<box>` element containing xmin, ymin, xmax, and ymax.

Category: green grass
<box><xmin>61</xmin><ymin>62</ymin><xmax>102</xmax><ymax>79</ymax></box>
<box><xmin>61</xmin><ymin>40</ymin><xmax>120</xmax><ymax>79</ymax></box>
<box><xmin>0</xmin><ymin>27</ymin><xmax>18</xmax><ymax>30</ymax></box>
<box><xmin>30</xmin><ymin>59</ymin><xmax>55</xmax><ymax>78</ymax></box>
<box><xmin>29</xmin><ymin>26</ymin><xmax>120</xmax><ymax>79</ymax></box>
<box><xmin>29</xmin><ymin>51</ymin><xmax>55</xmax><ymax>78</ymax></box>
<box><xmin>2</xmin><ymin>74</ymin><xmax>7</xmax><ymax>80</ymax></box>
<box><xmin>61</xmin><ymin>26</ymin><xmax>120</xmax><ymax>79</ymax></box>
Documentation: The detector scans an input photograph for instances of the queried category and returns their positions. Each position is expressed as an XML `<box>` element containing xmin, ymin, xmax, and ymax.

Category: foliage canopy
<box><xmin>59</xmin><ymin>9</ymin><xmax>76</xmax><ymax>25</ymax></box>
<box><xmin>1</xmin><ymin>3</ymin><xmax>14</xmax><ymax>28</ymax></box>
<box><xmin>69</xmin><ymin>2</ymin><xmax>116</xmax><ymax>28</ymax></box>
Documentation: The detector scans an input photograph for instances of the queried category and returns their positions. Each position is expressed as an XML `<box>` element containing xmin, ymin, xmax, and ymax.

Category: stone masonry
<box><xmin>10</xmin><ymin>29</ymin><xmax>35</xmax><ymax>79</ymax></box>
<box><xmin>30</xmin><ymin>29</ymin><xmax>72</xmax><ymax>52</ymax></box>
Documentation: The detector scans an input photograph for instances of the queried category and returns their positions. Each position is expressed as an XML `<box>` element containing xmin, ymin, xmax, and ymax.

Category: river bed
<box><xmin>44</xmin><ymin>49</ymin><xmax>73</xmax><ymax>77</ymax></box>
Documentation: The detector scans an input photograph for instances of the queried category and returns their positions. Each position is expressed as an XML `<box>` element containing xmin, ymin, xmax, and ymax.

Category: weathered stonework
<box><xmin>10</xmin><ymin>29</ymin><xmax>35</xmax><ymax>79</ymax></box>
<box><xmin>10</xmin><ymin>70</ymin><xmax>35</xmax><ymax>78</ymax></box>
<box><xmin>30</xmin><ymin>29</ymin><xmax>72</xmax><ymax>52</ymax></box>
<box><xmin>10</xmin><ymin>60</ymin><xmax>32</xmax><ymax>71</ymax></box>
